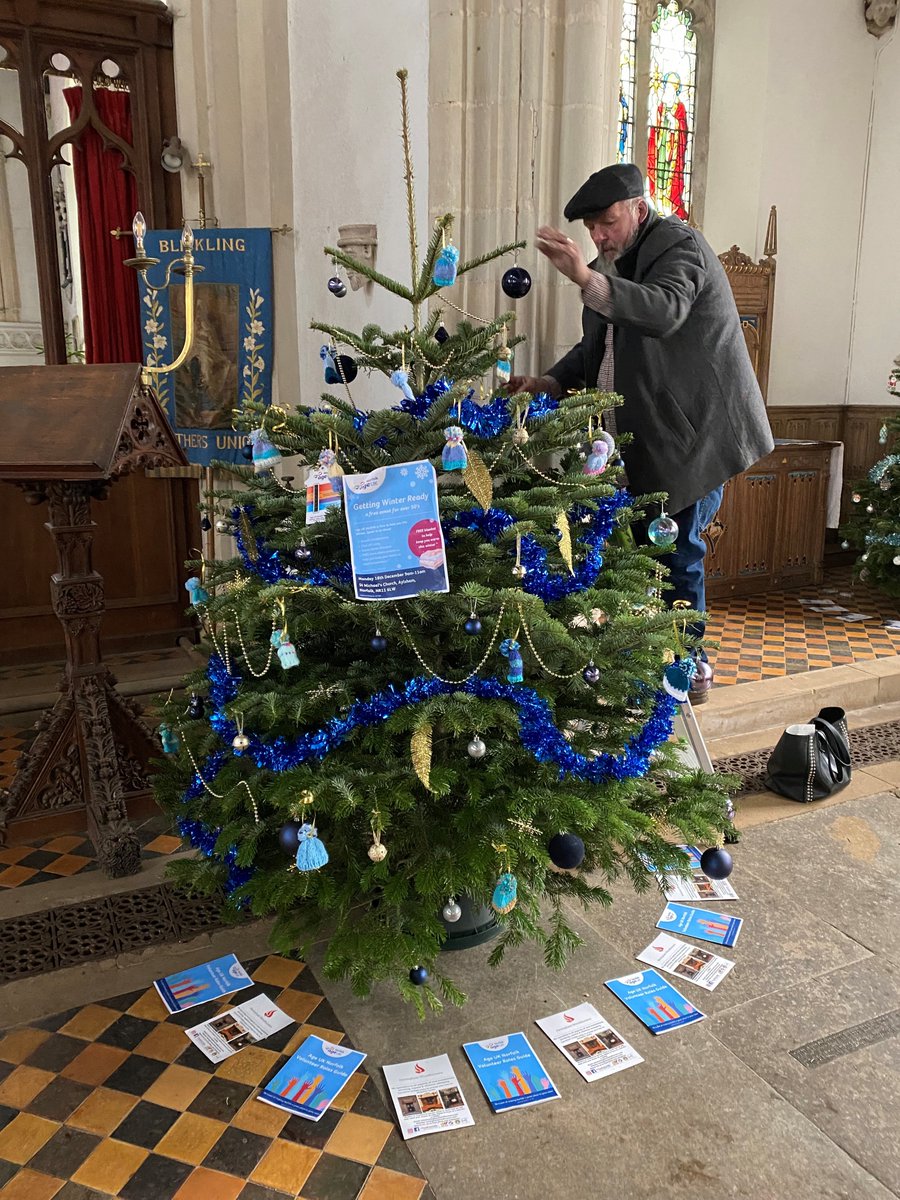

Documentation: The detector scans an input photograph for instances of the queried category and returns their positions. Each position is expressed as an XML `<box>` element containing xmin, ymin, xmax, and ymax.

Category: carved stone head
<box><xmin>864</xmin><ymin>0</ymin><xmax>897</xmax><ymax>36</ymax></box>
<box><xmin>336</xmin><ymin>224</ymin><xmax>378</xmax><ymax>291</ymax></box>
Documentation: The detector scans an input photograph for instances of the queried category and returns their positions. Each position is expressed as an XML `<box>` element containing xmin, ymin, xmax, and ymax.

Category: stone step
<box><xmin>695</xmin><ymin>654</ymin><xmax>900</xmax><ymax>741</ymax></box>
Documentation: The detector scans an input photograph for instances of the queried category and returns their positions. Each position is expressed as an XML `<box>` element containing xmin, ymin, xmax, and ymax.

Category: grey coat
<box><xmin>547</xmin><ymin>211</ymin><xmax>774</xmax><ymax>514</ymax></box>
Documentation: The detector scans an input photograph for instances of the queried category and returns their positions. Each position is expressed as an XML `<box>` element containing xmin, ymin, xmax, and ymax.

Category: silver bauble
<box><xmin>512</xmin><ymin>426</ymin><xmax>530</xmax><ymax>446</ymax></box>
<box><xmin>232</xmin><ymin>733</ymin><xmax>250</xmax><ymax>751</ymax></box>
<box><xmin>442</xmin><ymin>899</ymin><xmax>462</xmax><ymax>923</ymax></box>
<box><xmin>511</xmin><ymin>564</ymin><xmax>527</xmax><ymax>579</ymax></box>
<box><xmin>467</xmin><ymin>736</ymin><xmax>486</xmax><ymax>759</ymax></box>
<box><xmin>367</xmin><ymin>841</ymin><xmax>388</xmax><ymax>863</ymax></box>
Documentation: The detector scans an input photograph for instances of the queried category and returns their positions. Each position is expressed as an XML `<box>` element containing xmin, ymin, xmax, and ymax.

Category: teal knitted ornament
<box><xmin>294</xmin><ymin>822</ymin><xmax>329</xmax><ymax>872</ymax></box>
<box><xmin>491</xmin><ymin>871</ymin><xmax>518</xmax><ymax>914</ymax></box>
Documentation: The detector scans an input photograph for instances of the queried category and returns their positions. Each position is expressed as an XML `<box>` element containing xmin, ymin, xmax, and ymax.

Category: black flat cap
<box><xmin>564</xmin><ymin>163</ymin><xmax>644</xmax><ymax>221</ymax></box>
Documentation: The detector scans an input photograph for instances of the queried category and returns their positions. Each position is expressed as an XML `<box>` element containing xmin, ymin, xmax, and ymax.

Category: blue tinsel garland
<box><xmin>233</xmin><ymin>490</ymin><xmax>632</xmax><ymax>604</ymax></box>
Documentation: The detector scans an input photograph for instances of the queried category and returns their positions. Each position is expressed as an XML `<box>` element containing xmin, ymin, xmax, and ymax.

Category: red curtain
<box><xmin>63</xmin><ymin>86</ymin><xmax>142</xmax><ymax>364</ymax></box>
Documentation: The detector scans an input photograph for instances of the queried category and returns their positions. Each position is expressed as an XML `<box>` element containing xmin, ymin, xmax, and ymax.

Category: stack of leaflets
<box><xmin>535</xmin><ymin>1003</ymin><xmax>643</xmax><ymax>1080</ymax></box>
<box><xmin>383</xmin><ymin>1054</ymin><xmax>475</xmax><ymax>1139</ymax></box>
<box><xmin>258</xmin><ymin>1035</ymin><xmax>366</xmax><ymax>1121</ymax></box>
<box><xmin>463</xmin><ymin>1033</ymin><xmax>560</xmax><ymax>1113</ymax></box>
<box><xmin>636</xmin><ymin>932</ymin><xmax>735</xmax><ymax>991</ymax></box>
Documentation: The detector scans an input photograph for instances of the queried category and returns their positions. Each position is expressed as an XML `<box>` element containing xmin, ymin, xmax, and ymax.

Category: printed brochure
<box><xmin>185</xmin><ymin>994</ymin><xmax>294</xmax><ymax>1063</ymax></box>
<box><xmin>154</xmin><ymin>954</ymin><xmax>253</xmax><ymax>1014</ymax></box>
<box><xmin>343</xmin><ymin>461</ymin><xmax>450</xmax><ymax>600</ymax></box>
<box><xmin>463</xmin><ymin>1032</ymin><xmax>560</xmax><ymax>1113</ymax></box>
<box><xmin>383</xmin><ymin>1054</ymin><xmax>475</xmax><ymax>1139</ymax></box>
<box><xmin>257</xmin><ymin>1035</ymin><xmax>366</xmax><ymax>1121</ymax></box>
<box><xmin>605</xmin><ymin>968</ymin><xmax>706</xmax><ymax>1034</ymax></box>
<box><xmin>636</xmin><ymin>931</ymin><xmax>735</xmax><ymax>991</ymax></box>
<box><xmin>657</xmin><ymin>902</ymin><xmax>743</xmax><ymax>948</ymax></box>
<box><xmin>535</xmin><ymin>1003</ymin><xmax>643</xmax><ymax>1081</ymax></box>
<box><xmin>654</xmin><ymin>845</ymin><xmax>739</xmax><ymax>903</ymax></box>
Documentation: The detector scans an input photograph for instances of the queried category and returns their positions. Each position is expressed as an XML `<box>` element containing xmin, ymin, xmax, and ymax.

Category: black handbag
<box><xmin>764</xmin><ymin>706</ymin><xmax>851</xmax><ymax>803</ymax></box>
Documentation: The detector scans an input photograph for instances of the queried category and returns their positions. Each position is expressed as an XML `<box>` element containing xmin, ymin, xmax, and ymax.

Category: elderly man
<box><xmin>509</xmin><ymin>162</ymin><xmax>773</xmax><ymax>702</ymax></box>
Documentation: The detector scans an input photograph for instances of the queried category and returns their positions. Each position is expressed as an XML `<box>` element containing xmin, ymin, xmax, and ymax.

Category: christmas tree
<box><xmin>154</xmin><ymin>71</ymin><xmax>735</xmax><ymax>1016</ymax></box>
<box><xmin>841</xmin><ymin>356</ymin><xmax>900</xmax><ymax>597</ymax></box>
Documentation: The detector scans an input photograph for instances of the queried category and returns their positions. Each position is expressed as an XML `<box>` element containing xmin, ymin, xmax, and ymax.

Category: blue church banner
<box><xmin>138</xmin><ymin>228</ymin><xmax>273</xmax><ymax>467</ymax></box>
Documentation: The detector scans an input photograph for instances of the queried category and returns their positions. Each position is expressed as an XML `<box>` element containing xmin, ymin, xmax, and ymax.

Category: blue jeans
<box><xmin>640</xmin><ymin>486</ymin><xmax>723</xmax><ymax>646</ymax></box>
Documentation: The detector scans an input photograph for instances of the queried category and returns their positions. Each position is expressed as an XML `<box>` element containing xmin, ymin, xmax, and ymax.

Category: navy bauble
<box><xmin>548</xmin><ymin>832</ymin><xmax>585</xmax><ymax>870</ymax></box>
<box><xmin>464</xmin><ymin>618</ymin><xmax>482</xmax><ymax>635</ymax></box>
<box><xmin>700</xmin><ymin>847</ymin><xmax>733</xmax><ymax>879</ymax></box>
<box><xmin>278</xmin><ymin>820</ymin><xmax>303</xmax><ymax>855</ymax></box>
<box><xmin>370</xmin><ymin>634</ymin><xmax>388</xmax><ymax>652</ymax></box>
<box><xmin>582</xmin><ymin>662</ymin><xmax>600</xmax><ymax>684</ymax></box>
<box><xmin>241</xmin><ymin>443</ymin><xmax>253</xmax><ymax>461</ymax></box>
<box><xmin>327</xmin><ymin>275</ymin><xmax>346</xmax><ymax>297</ymax></box>
<box><xmin>435</xmin><ymin>324</ymin><xmax>450</xmax><ymax>344</ymax></box>
<box><xmin>187</xmin><ymin>694</ymin><xmax>205</xmax><ymax>720</ymax></box>
<box><xmin>501</xmin><ymin>266</ymin><xmax>532</xmax><ymax>299</ymax></box>
<box><xmin>333</xmin><ymin>354</ymin><xmax>358</xmax><ymax>383</ymax></box>
<box><xmin>200</xmin><ymin>516</ymin><xmax>212</xmax><ymax>532</ymax></box>
<box><xmin>409</xmin><ymin>965</ymin><xmax>428</xmax><ymax>986</ymax></box>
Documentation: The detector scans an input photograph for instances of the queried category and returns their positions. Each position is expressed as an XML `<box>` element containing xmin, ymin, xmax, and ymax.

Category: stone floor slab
<box><xmin>316</xmin><ymin>909</ymin><xmax>896</xmax><ymax>1200</ymax></box>
<box><xmin>713</xmin><ymin>954</ymin><xmax>900</xmax><ymax>1196</ymax></box>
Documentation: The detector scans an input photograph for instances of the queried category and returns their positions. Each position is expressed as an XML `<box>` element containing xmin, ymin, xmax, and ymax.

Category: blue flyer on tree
<box><xmin>153</xmin><ymin>953</ymin><xmax>253</xmax><ymax>1014</ymax></box>
<box><xmin>257</xmin><ymin>1035</ymin><xmax>366</xmax><ymax>1121</ymax></box>
<box><xmin>463</xmin><ymin>1032</ymin><xmax>560</xmax><ymax>1113</ymax></box>
<box><xmin>605</xmin><ymin>969</ymin><xmax>706</xmax><ymax>1034</ymax></box>
<box><xmin>343</xmin><ymin>461</ymin><xmax>450</xmax><ymax>601</ymax></box>
<box><xmin>657</xmin><ymin>902</ymin><xmax>743</xmax><ymax>948</ymax></box>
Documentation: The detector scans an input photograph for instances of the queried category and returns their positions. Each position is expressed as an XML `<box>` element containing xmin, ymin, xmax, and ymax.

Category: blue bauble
<box><xmin>327</xmin><ymin>275</ymin><xmax>346</xmax><ymax>296</ymax></box>
<box><xmin>548</xmin><ymin>832</ymin><xmax>585</xmax><ymax>870</ymax></box>
<box><xmin>333</xmin><ymin>354</ymin><xmax>358</xmax><ymax>383</ymax></box>
<box><xmin>241</xmin><ymin>443</ymin><xmax>253</xmax><ymax>461</ymax></box>
<box><xmin>700</xmin><ymin>847</ymin><xmax>733</xmax><ymax>880</ymax></box>
<box><xmin>187</xmin><ymin>695</ymin><xmax>205</xmax><ymax>719</ymax></box>
<box><xmin>409</xmin><ymin>965</ymin><xmax>428</xmax><ymax>986</ymax></box>
<box><xmin>501</xmin><ymin>266</ymin><xmax>532</xmax><ymax>299</ymax></box>
<box><xmin>464</xmin><ymin>618</ymin><xmax>482</xmax><ymax>635</ymax></box>
<box><xmin>370</xmin><ymin>634</ymin><xmax>388</xmax><ymax>652</ymax></box>
<box><xmin>648</xmin><ymin>514</ymin><xmax>679</xmax><ymax>547</ymax></box>
<box><xmin>435</xmin><ymin>324</ymin><xmax>450</xmax><ymax>344</ymax></box>
<box><xmin>278</xmin><ymin>820</ymin><xmax>303</xmax><ymax>855</ymax></box>
<box><xmin>200</xmin><ymin>516</ymin><xmax>212</xmax><ymax>532</ymax></box>
<box><xmin>582</xmin><ymin>663</ymin><xmax>600</xmax><ymax>684</ymax></box>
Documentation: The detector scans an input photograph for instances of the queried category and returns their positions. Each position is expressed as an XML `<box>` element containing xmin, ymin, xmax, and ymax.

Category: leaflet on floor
<box><xmin>463</xmin><ymin>1032</ymin><xmax>560</xmax><ymax>1113</ymax></box>
<box><xmin>636</xmin><ymin>932</ymin><xmax>735</xmax><ymax>991</ymax></box>
<box><xmin>153</xmin><ymin>953</ymin><xmax>253</xmax><ymax>1014</ymax></box>
<box><xmin>605</xmin><ymin>969</ymin><xmax>706</xmax><ymax>1034</ymax></box>
<box><xmin>257</xmin><ymin>1035</ymin><xmax>366</xmax><ymax>1121</ymax></box>
<box><xmin>657</xmin><ymin>902</ymin><xmax>743</xmax><ymax>948</ymax></box>
<box><xmin>535</xmin><ymin>1003</ymin><xmax>643</xmax><ymax>1081</ymax></box>
<box><xmin>653</xmin><ymin>845</ymin><xmax>739</xmax><ymax>902</ymax></box>
<box><xmin>185</xmin><ymin>994</ymin><xmax>294</xmax><ymax>1063</ymax></box>
<box><xmin>383</xmin><ymin>1053</ymin><xmax>475</xmax><ymax>1139</ymax></box>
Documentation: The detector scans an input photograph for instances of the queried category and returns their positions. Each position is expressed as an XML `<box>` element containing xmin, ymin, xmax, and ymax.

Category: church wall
<box><xmin>704</xmin><ymin>0</ymin><xmax>879</xmax><ymax>408</ymax></box>
<box><xmin>166</xmin><ymin>0</ymin><xmax>429</xmax><ymax>414</ymax></box>
<box><xmin>846</xmin><ymin>27</ymin><xmax>900</xmax><ymax>405</ymax></box>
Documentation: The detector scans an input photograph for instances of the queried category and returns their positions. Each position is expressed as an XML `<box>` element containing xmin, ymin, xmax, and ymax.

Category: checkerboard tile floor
<box><xmin>0</xmin><ymin>955</ymin><xmax>431</xmax><ymax>1200</ymax></box>
<box><xmin>0</xmin><ymin>819</ymin><xmax>183</xmax><ymax>892</ymax></box>
<box><xmin>705</xmin><ymin>568</ymin><xmax>900</xmax><ymax>687</ymax></box>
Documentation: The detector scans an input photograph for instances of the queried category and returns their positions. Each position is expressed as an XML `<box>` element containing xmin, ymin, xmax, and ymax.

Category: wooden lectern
<box><xmin>0</xmin><ymin>364</ymin><xmax>188</xmax><ymax>876</ymax></box>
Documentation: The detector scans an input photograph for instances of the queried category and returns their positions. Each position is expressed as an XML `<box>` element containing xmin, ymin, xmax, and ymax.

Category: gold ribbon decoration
<box><xmin>411</xmin><ymin>724</ymin><xmax>433</xmax><ymax>791</ymax></box>
<box><xmin>463</xmin><ymin>446</ymin><xmax>493</xmax><ymax>512</ymax></box>
<box><xmin>554</xmin><ymin>509</ymin><xmax>574</xmax><ymax>575</ymax></box>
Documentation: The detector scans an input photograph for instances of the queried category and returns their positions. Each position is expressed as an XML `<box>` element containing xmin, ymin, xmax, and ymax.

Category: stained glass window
<box><xmin>616</xmin><ymin>0</ymin><xmax>702</xmax><ymax>223</ymax></box>
<box><xmin>618</xmin><ymin>0</ymin><xmax>638</xmax><ymax>165</ymax></box>
<box><xmin>647</xmin><ymin>1</ymin><xmax>697</xmax><ymax>219</ymax></box>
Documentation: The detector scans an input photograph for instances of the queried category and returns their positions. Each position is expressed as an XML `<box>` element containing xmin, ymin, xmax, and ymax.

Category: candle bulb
<box><xmin>132</xmin><ymin>210</ymin><xmax>146</xmax><ymax>254</ymax></box>
<box><xmin>180</xmin><ymin>221</ymin><xmax>194</xmax><ymax>253</ymax></box>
